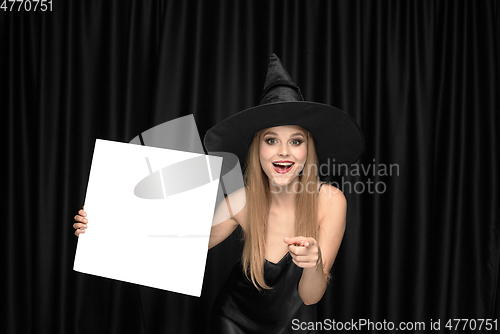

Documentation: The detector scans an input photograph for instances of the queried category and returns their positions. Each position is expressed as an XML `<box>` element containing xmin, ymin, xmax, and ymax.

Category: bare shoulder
<box><xmin>318</xmin><ymin>183</ymin><xmax>346</xmax><ymax>204</ymax></box>
<box><xmin>318</xmin><ymin>183</ymin><xmax>347</xmax><ymax>226</ymax></box>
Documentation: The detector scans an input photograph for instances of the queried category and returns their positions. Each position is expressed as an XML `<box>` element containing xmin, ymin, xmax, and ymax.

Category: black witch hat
<box><xmin>203</xmin><ymin>54</ymin><xmax>364</xmax><ymax>173</ymax></box>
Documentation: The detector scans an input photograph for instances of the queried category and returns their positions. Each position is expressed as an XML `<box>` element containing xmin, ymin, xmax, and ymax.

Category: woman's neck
<box><xmin>268</xmin><ymin>178</ymin><xmax>301</xmax><ymax>210</ymax></box>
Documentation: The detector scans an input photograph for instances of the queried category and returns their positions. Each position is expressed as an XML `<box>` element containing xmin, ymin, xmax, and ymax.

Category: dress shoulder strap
<box><xmin>318</xmin><ymin>181</ymin><xmax>328</xmax><ymax>193</ymax></box>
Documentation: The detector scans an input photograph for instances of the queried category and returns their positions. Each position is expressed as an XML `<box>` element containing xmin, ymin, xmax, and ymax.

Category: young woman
<box><xmin>73</xmin><ymin>54</ymin><xmax>364</xmax><ymax>333</ymax></box>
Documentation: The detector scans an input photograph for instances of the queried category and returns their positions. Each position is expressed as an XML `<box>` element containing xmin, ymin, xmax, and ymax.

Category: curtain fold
<box><xmin>2</xmin><ymin>1</ymin><xmax>498</xmax><ymax>333</ymax></box>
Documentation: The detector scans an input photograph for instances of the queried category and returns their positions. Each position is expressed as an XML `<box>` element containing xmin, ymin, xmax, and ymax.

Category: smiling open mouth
<box><xmin>272</xmin><ymin>161</ymin><xmax>295</xmax><ymax>174</ymax></box>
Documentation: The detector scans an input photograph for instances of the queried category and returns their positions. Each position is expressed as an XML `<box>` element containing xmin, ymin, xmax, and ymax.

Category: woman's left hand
<box><xmin>284</xmin><ymin>236</ymin><xmax>322</xmax><ymax>269</ymax></box>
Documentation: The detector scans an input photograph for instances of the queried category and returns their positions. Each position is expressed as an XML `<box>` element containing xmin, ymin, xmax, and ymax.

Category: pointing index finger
<box><xmin>284</xmin><ymin>237</ymin><xmax>306</xmax><ymax>246</ymax></box>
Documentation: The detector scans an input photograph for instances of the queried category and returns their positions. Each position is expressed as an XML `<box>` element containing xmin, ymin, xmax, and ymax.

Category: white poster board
<box><xmin>73</xmin><ymin>139</ymin><xmax>222</xmax><ymax>297</ymax></box>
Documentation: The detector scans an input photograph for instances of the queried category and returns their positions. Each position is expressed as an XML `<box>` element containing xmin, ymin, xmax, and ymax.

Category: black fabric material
<box><xmin>260</xmin><ymin>54</ymin><xmax>304</xmax><ymax>102</ymax></box>
<box><xmin>209</xmin><ymin>253</ymin><xmax>317</xmax><ymax>334</ymax></box>
<box><xmin>2</xmin><ymin>1</ymin><xmax>499</xmax><ymax>334</ymax></box>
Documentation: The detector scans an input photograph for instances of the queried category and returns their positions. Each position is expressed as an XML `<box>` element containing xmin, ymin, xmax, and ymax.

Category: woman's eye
<box><xmin>266</xmin><ymin>138</ymin><xmax>277</xmax><ymax>144</ymax></box>
<box><xmin>290</xmin><ymin>139</ymin><xmax>302</xmax><ymax>145</ymax></box>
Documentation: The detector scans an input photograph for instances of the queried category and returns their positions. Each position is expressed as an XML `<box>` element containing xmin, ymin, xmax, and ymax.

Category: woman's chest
<box><xmin>265</xmin><ymin>212</ymin><xmax>295</xmax><ymax>263</ymax></box>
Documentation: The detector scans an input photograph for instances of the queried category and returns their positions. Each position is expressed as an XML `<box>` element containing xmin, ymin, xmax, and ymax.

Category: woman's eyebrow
<box><xmin>263</xmin><ymin>131</ymin><xmax>305</xmax><ymax>137</ymax></box>
<box><xmin>263</xmin><ymin>131</ymin><xmax>278</xmax><ymax>136</ymax></box>
<box><xmin>290</xmin><ymin>132</ymin><xmax>305</xmax><ymax>138</ymax></box>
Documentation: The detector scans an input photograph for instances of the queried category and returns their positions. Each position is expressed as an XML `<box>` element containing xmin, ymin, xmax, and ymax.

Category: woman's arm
<box><xmin>208</xmin><ymin>218</ymin><xmax>239</xmax><ymax>249</ymax></box>
<box><xmin>286</xmin><ymin>184</ymin><xmax>346</xmax><ymax>305</ymax></box>
<box><xmin>208</xmin><ymin>186</ymin><xmax>247</xmax><ymax>249</ymax></box>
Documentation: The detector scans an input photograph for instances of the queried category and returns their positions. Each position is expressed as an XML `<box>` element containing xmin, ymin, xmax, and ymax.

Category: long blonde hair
<box><xmin>241</xmin><ymin>129</ymin><xmax>320</xmax><ymax>290</ymax></box>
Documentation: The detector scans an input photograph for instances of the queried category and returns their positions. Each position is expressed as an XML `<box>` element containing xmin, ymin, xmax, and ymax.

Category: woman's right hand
<box><xmin>73</xmin><ymin>207</ymin><xmax>88</xmax><ymax>237</ymax></box>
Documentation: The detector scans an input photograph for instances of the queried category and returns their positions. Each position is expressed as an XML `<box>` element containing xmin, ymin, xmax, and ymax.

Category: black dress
<box><xmin>208</xmin><ymin>183</ymin><xmax>327</xmax><ymax>334</ymax></box>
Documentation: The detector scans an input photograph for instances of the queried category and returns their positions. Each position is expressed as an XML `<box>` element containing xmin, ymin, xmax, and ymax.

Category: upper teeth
<box><xmin>274</xmin><ymin>162</ymin><xmax>293</xmax><ymax>166</ymax></box>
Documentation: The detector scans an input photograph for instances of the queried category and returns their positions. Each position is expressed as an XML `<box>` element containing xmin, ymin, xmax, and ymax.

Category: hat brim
<box><xmin>203</xmin><ymin>101</ymin><xmax>364</xmax><ymax>173</ymax></box>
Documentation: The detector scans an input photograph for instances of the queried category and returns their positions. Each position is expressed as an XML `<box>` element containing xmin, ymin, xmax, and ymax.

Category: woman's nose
<box><xmin>278</xmin><ymin>143</ymin><xmax>289</xmax><ymax>157</ymax></box>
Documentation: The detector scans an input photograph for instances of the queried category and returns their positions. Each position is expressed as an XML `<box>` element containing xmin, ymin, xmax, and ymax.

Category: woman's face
<box><xmin>259</xmin><ymin>125</ymin><xmax>308</xmax><ymax>187</ymax></box>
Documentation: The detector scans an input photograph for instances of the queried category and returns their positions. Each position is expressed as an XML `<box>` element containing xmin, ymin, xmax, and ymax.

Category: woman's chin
<box><xmin>269</xmin><ymin>174</ymin><xmax>299</xmax><ymax>187</ymax></box>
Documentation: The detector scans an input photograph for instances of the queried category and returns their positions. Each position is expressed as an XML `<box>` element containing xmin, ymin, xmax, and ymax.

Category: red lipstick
<box><xmin>272</xmin><ymin>160</ymin><xmax>295</xmax><ymax>174</ymax></box>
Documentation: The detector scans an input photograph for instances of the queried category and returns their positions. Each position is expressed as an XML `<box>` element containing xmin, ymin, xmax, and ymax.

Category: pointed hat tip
<box><xmin>260</xmin><ymin>53</ymin><xmax>304</xmax><ymax>104</ymax></box>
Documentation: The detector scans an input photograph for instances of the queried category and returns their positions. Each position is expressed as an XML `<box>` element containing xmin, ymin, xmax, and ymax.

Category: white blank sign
<box><xmin>73</xmin><ymin>139</ymin><xmax>222</xmax><ymax>297</ymax></box>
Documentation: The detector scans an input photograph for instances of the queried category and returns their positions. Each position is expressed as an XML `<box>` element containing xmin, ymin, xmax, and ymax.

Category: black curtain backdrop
<box><xmin>2</xmin><ymin>1</ymin><xmax>499</xmax><ymax>333</ymax></box>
